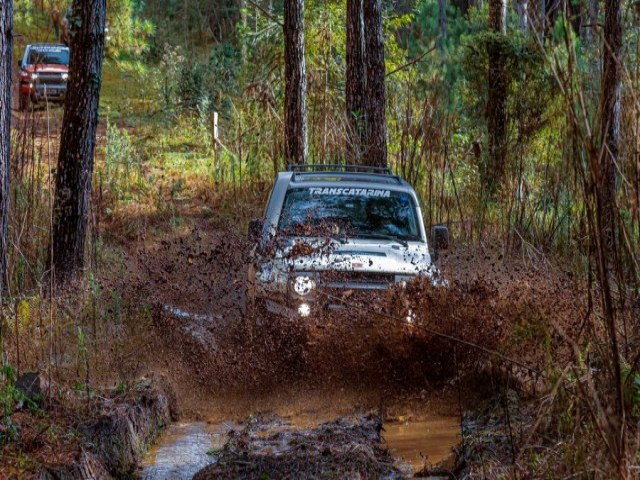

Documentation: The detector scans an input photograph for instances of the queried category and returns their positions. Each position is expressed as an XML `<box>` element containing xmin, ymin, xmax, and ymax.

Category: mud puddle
<box><xmin>138</xmin><ymin>422</ymin><xmax>231</xmax><ymax>479</ymax></box>
<box><xmin>140</xmin><ymin>414</ymin><xmax>460</xmax><ymax>478</ymax></box>
<box><xmin>384</xmin><ymin>417</ymin><xmax>460</xmax><ymax>474</ymax></box>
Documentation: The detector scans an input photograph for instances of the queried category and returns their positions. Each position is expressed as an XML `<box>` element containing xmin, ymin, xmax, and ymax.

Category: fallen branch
<box><xmin>386</xmin><ymin>46</ymin><xmax>436</xmax><ymax>77</ymax></box>
<box><xmin>246</xmin><ymin>0</ymin><xmax>283</xmax><ymax>28</ymax></box>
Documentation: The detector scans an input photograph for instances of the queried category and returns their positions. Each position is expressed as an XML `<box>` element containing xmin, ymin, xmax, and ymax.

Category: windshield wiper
<box><xmin>356</xmin><ymin>233</ymin><xmax>409</xmax><ymax>247</ymax></box>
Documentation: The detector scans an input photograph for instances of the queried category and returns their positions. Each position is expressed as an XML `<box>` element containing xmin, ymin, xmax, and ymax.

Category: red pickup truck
<box><xmin>18</xmin><ymin>43</ymin><xmax>70</xmax><ymax>111</ymax></box>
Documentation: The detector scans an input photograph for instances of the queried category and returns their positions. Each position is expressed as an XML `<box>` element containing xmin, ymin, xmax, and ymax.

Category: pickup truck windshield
<box><xmin>279</xmin><ymin>187</ymin><xmax>421</xmax><ymax>241</ymax></box>
<box><xmin>29</xmin><ymin>48</ymin><xmax>69</xmax><ymax>66</ymax></box>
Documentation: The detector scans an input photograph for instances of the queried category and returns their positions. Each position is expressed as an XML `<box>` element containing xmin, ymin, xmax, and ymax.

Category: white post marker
<box><xmin>212</xmin><ymin>111</ymin><xmax>220</xmax><ymax>178</ymax></box>
<box><xmin>212</xmin><ymin>111</ymin><xmax>219</xmax><ymax>141</ymax></box>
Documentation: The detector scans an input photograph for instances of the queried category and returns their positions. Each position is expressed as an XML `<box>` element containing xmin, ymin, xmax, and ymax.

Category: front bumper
<box><xmin>256</xmin><ymin>278</ymin><xmax>409</xmax><ymax>319</ymax></box>
<box><xmin>20</xmin><ymin>82</ymin><xmax>67</xmax><ymax>102</ymax></box>
<box><xmin>261</xmin><ymin>293</ymin><xmax>382</xmax><ymax>318</ymax></box>
<box><xmin>33</xmin><ymin>83</ymin><xmax>67</xmax><ymax>102</ymax></box>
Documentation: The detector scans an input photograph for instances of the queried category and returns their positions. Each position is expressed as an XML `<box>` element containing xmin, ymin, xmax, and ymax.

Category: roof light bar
<box><xmin>287</xmin><ymin>164</ymin><xmax>394</xmax><ymax>175</ymax></box>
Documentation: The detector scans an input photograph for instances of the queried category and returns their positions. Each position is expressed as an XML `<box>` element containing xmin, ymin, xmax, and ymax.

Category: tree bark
<box><xmin>597</xmin><ymin>0</ymin><xmax>626</xmax><ymax>469</ymax></box>
<box><xmin>585</xmin><ymin>0</ymin><xmax>598</xmax><ymax>42</ymax></box>
<box><xmin>532</xmin><ymin>0</ymin><xmax>545</xmax><ymax>35</ymax></box>
<box><xmin>51</xmin><ymin>0</ymin><xmax>106</xmax><ymax>282</ymax></box>
<box><xmin>284</xmin><ymin>0</ymin><xmax>308</xmax><ymax>165</ymax></box>
<box><xmin>485</xmin><ymin>0</ymin><xmax>507</xmax><ymax>197</ymax></box>
<box><xmin>363</xmin><ymin>0</ymin><xmax>387</xmax><ymax>167</ymax></box>
<box><xmin>600</xmin><ymin>0</ymin><xmax>621</xmax><ymax>252</ymax></box>
<box><xmin>451</xmin><ymin>0</ymin><xmax>474</xmax><ymax>15</ymax></box>
<box><xmin>240</xmin><ymin>0</ymin><xmax>247</xmax><ymax>62</ymax></box>
<box><xmin>346</xmin><ymin>0</ymin><xmax>367</xmax><ymax>163</ymax></box>
<box><xmin>513</xmin><ymin>0</ymin><xmax>528</xmax><ymax>31</ymax></box>
<box><xmin>438</xmin><ymin>0</ymin><xmax>447</xmax><ymax>49</ymax></box>
<box><xmin>0</xmin><ymin>0</ymin><xmax>12</xmax><ymax>296</ymax></box>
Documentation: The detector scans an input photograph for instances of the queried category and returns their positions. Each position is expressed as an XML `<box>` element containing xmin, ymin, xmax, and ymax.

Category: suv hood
<box><xmin>24</xmin><ymin>64</ymin><xmax>69</xmax><ymax>73</ymax></box>
<box><xmin>272</xmin><ymin>237</ymin><xmax>432</xmax><ymax>275</ymax></box>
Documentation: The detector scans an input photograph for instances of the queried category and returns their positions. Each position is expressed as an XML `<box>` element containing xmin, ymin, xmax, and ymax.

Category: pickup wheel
<box><xmin>18</xmin><ymin>93</ymin><xmax>30</xmax><ymax>112</ymax></box>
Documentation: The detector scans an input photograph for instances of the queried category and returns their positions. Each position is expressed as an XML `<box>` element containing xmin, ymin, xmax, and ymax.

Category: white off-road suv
<box><xmin>247</xmin><ymin>165</ymin><xmax>448</xmax><ymax>318</ymax></box>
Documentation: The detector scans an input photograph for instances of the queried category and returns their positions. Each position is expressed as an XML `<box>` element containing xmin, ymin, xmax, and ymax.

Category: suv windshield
<box><xmin>279</xmin><ymin>187</ymin><xmax>421</xmax><ymax>241</ymax></box>
<box><xmin>28</xmin><ymin>47</ymin><xmax>69</xmax><ymax>66</ymax></box>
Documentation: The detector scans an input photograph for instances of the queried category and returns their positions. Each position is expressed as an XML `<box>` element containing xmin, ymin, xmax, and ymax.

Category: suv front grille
<box><xmin>320</xmin><ymin>271</ymin><xmax>395</xmax><ymax>290</ymax></box>
<box><xmin>36</xmin><ymin>73</ymin><xmax>65</xmax><ymax>86</ymax></box>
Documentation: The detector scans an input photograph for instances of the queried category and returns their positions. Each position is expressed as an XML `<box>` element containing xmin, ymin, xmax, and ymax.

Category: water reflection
<box><xmin>139</xmin><ymin>422</ymin><xmax>227</xmax><ymax>480</ymax></box>
<box><xmin>383</xmin><ymin>417</ymin><xmax>461</xmax><ymax>473</ymax></box>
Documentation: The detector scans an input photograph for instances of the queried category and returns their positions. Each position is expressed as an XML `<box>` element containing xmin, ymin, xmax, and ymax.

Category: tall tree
<box><xmin>513</xmin><ymin>0</ymin><xmax>528</xmax><ymax>31</ymax></box>
<box><xmin>596</xmin><ymin>0</ymin><xmax>626</xmax><ymax>468</ymax></box>
<box><xmin>600</xmin><ymin>0</ymin><xmax>621</xmax><ymax>250</ymax></box>
<box><xmin>51</xmin><ymin>0</ymin><xmax>106</xmax><ymax>281</ymax></box>
<box><xmin>346</xmin><ymin>0</ymin><xmax>367</xmax><ymax>163</ymax></box>
<box><xmin>485</xmin><ymin>0</ymin><xmax>507</xmax><ymax>197</ymax></box>
<box><xmin>284</xmin><ymin>0</ymin><xmax>308</xmax><ymax>165</ymax></box>
<box><xmin>0</xmin><ymin>0</ymin><xmax>12</xmax><ymax>296</ymax></box>
<box><xmin>363</xmin><ymin>0</ymin><xmax>387</xmax><ymax>167</ymax></box>
<box><xmin>585</xmin><ymin>0</ymin><xmax>598</xmax><ymax>42</ymax></box>
<box><xmin>532</xmin><ymin>0</ymin><xmax>546</xmax><ymax>34</ymax></box>
<box><xmin>451</xmin><ymin>0</ymin><xmax>472</xmax><ymax>15</ymax></box>
<box><xmin>438</xmin><ymin>0</ymin><xmax>447</xmax><ymax>49</ymax></box>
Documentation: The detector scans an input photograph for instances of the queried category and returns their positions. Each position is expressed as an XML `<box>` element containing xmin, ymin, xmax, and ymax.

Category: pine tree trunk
<box><xmin>514</xmin><ymin>0</ymin><xmax>528</xmax><ymax>31</ymax></box>
<box><xmin>0</xmin><ymin>0</ymin><xmax>12</xmax><ymax>296</ymax></box>
<box><xmin>284</xmin><ymin>0</ymin><xmax>308</xmax><ymax>165</ymax></box>
<box><xmin>438</xmin><ymin>0</ymin><xmax>447</xmax><ymax>48</ymax></box>
<box><xmin>600</xmin><ymin>0</ymin><xmax>621</xmax><ymax>252</ymax></box>
<box><xmin>51</xmin><ymin>0</ymin><xmax>106</xmax><ymax>282</ymax></box>
<box><xmin>532</xmin><ymin>0</ymin><xmax>545</xmax><ymax>34</ymax></box>
<box><xmin>585</xmin><ymin>0</ymin><xmax>598</xmax><ymax>42</ymax></box>
<box><xmin>346</xmin><ymin>0</ymin><xmax>367</xmax><ymax>163</ymax></box>
<box><xmin>485</xmin><ymin>0</ymin><xmax>507</xmax><ymax>197</ymax></box>
<box><xmin>451</xmin><ymin>0</ymin><xmax>473</xmax><ymax>15</ymax></box>
<box><xmin>363</xmin><ymin>0</ymin><xmax>387</xmax><ymax>167</ymax></box>
<box><xmin>597</xmin><ymin>0</ymin><xmax>626</xmax><ymax>468</ymax></box>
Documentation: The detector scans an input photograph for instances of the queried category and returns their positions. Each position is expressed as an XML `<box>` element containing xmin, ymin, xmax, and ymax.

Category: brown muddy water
<box><xmin>384</xmin><ymin>418</ymin><xmax>461</xmax><ymax>473</ymax></box>
<box><xmin>139</xmin><ymin>415</ymin><xmax>460</xmax><ymax>479</ymax></box>
<box><xmin>139</xmin><ymin>422</ymin><xmax>230</xmax><ymax>479</ymax></box>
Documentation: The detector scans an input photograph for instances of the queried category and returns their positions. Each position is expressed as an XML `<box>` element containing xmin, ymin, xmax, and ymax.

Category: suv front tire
<box><xmin>19</xmin><ymin>93</ymin><xmax>30</xmax><ymax>112</ymax></box>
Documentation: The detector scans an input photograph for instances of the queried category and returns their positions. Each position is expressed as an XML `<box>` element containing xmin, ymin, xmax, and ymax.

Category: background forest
<box><xmin>11</xmin><ymin>0</ymin><xmax>639</xmax><ymax>256</ymax></box>
<box><xmin>0</xmin><ymin>0</ymin><xmax>639</xmax><ymax>478</ymax></box>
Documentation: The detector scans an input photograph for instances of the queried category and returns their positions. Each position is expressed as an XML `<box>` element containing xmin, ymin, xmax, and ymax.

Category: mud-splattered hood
<box><xmin>255</xmin><ymin>237</ymin><xmax>442</xmax><ymax>297</ymax></box>
<box><xmin>270</xmin><ymin>237</ymin><xmax>433</xmax><ymax>275</ymax></box>
<box><xmin>288</xmin><ymin>240</ymin><xmax>431</xmax><ymax>275</ymax></box>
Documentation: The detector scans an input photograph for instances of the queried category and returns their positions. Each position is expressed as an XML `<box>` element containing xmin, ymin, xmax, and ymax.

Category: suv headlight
<box><xmin>395</xmin><ymin>275</ymin><xmax>414</xmax><ymax>288</ymax></box>
<box><xmin>61</xmin><ymin>73</ymin><xmax>69</xmax><ymax>81</ymax></box>
<box><xmin>291</xmin><ymin>275</ymin><xmax>316</xmax><ymax>296</ymax></box>
<box><xmin>30</xmin><ymin>73</ymin><xmax>38</xmax><ymax>80</ymax></box>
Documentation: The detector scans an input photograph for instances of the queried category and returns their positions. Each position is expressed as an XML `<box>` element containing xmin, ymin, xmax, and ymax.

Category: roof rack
<box><xmin>30</xmin><ymin>43</ymin><xmax>68</xmax><ymax>47</ymax></box>
<box><xmin>287</xmin><ymin>164</ymin><xmax>394</xmax><ymax>175</ymax></box>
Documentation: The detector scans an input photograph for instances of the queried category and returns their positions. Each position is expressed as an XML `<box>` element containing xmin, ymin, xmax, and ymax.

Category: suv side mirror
<box><xmin>431</xmin><ymin>225</ymin><xmax>449</xmax><ymax>261</ymax></box>
<box><xmin>248</xmin><ymin>218</ymin><xmax>264</xmax><ymax>243</ymax></box>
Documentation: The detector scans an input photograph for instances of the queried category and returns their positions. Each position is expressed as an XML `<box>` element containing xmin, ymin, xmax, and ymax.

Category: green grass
<box><xmin>101</xmin><ymin>60</ymin><xmax>158</xmax><ymax>125</ymax></box>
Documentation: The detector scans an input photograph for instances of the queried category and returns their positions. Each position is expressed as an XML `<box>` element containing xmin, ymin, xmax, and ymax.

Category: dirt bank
<box><xmin>2</xmin><ymin>378</ymin><xmax>173</xmax><ymax>479</ymax></box>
